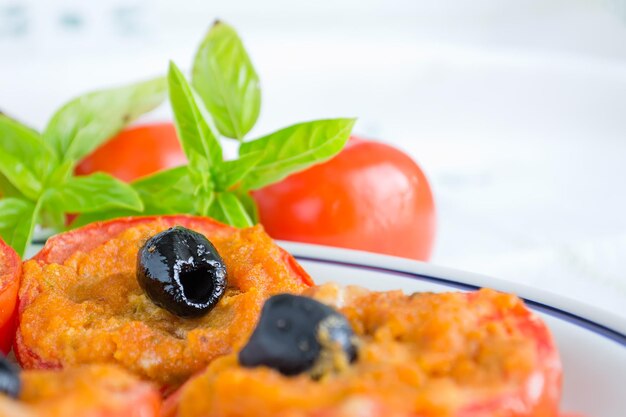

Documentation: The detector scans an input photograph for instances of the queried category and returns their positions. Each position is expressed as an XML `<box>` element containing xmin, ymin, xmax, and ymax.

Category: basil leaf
<box><xmin>0</xmin><ymin>152</ymin><xmax>41</xmax><ymax>200</ymax></box>
<box><xmin>43</xmin><ymin>77</ymin><xmax>166</xmax><ymax>163</ymax></box>
<box><xmin>47</xmin><ymin>160</ymin><xmax>75</xmax><ymax>188</ymax></box>
<box><xmin>50</xmin><ymin>173</ymin><xmax>143</xmax><ymax>213</ymax></box>
<box><xmin>70</xmin><ymin>209</ymin><xmax>135</xmax><ymax>229</ymax></box>
<box><xmin>210</xmin><ymin>192</ymin><xmax>254</xmax><ymax>228</ymax></box>
<box><xmin>0</xmin><ymin>115</ymin><xmax>56</xmax><ymax>179</ymax></box>
<box><xmin>192</xmin><ymin>21</ymin><xmax>261</xmax><ymax>140</ymax></box>
<box><xmin>132</xmin><ymin>166</ymin><xmax>195</xmax><ymax>214</ymax></box>
<box><xmin>234</xmin><ymin>191</ymin><xmax>259</xmax><ymax>224</ymax></box>
<box><xmin>214</xmin><ymin>151</ymin><xmax>263</xmax><ymax>191</ymax></box>
<box><xmin>239</xmin><ymin>118</ymin><xmax>355</xmax><ymax>190</ymax></box>
<box><xmin>72</xmin><ymin>166</ymin><xmax>197</xmax><ymax>228</ymax></box>
<box><xmin>195</xmin><ymin>190</ymin><xmax>215</xmax><ymax>217</ymax></box>
<box><xmin>0</xmin><ymin>116</ymin><xmax>57</xmax><ymax>199</ymax></box>
<box><xmin>39</xmin><ymin>198</ymin><xmax>67</xmax><ymax>231</ymax></box>
<box><xmin>168</xmin><ymin>62</ymin><xmax>223</xmax><ymax>172</ymax></box>
<box><xmin>0</xmin><ymin>173</ymin><xmax>23</xmax><ymax>199</ymax></box>
<box><xmin>0</xmin><ymin>197</ymin><xmax>40</xmax><ymax>257</ymax></box>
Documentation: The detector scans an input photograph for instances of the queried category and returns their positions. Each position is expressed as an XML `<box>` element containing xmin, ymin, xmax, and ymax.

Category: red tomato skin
<box><xmin>0</xmin><ymin>237</ymin><xmax>20</xmax><ymax>354</ymax></box>
<box><xmin>75</xmin><ymin>123</ymin><xmax>186</xmax><ymax>182</ymax></box>
<box><xmin>253</xmin><ymin>137</ymin><xmax>436</xmax><ymax>261</ymax></box>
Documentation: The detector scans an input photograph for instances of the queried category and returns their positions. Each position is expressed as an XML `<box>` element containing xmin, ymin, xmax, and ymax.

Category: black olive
<box><xmin>0</xmin><ymin>355</ymin><xmax>20</xmax><ymax>398</ymax></box>
<box><xmin>137</xmin><ymin>226</ymin><xmax>227</xmax><ymax>318</ymax></box>
<box><xmin>238</xmin><ymin>294</ymin><xmax>357</xmax><ymax>377</ymax></box>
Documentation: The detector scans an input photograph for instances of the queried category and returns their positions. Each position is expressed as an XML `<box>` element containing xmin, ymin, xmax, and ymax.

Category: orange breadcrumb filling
<box><xmin>175</xmin><ymin>284</ymin><xmax>540</xmax><ymax>417</ymax></box>
<box><xmin>18</xmin><ymin>220</ymin><xmax>309</xmax><ymax>387</ymax></box>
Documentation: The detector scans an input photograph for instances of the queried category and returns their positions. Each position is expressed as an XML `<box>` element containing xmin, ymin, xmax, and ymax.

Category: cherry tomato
<box><xmin>0</xmin><ymin>237</ymin><xmax>20</xmax><ymax>354</ymax></box>
<box><xmin>75</xmin><ymin>123</ymin><xmax>186</xmax><ymax>182</ymax></box>
<box><xmin>253</xmin><ymin>136</ymin><xmax>436</xmax><ymax>261</ymax></box>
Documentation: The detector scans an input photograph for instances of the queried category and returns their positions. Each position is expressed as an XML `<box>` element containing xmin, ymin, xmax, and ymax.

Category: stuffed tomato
<box><xmin>15</xmin><ymin>215</ymin><xmax>312</xmax><ymax>388</ymax></box>
<box><xmin>0</xmin><ymin>360</ymin><xmax>160</xmax><ymax>417</ymax></box>
<box><xmin>164</xmin><ymin>284</ymin><xmax>562</xmax><ymax>417</ymax></box>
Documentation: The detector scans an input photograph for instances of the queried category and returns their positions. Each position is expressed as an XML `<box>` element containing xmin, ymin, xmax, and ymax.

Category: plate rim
<box><xmin>280</xmin><ymin>241</ymin><xmax>626</xmax><ymax>347</ymax></box>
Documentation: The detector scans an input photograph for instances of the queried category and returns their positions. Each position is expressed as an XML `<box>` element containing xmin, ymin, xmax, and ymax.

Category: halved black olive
<box><xmin>238</xmin><ymin>294</ymin><xmax>357</xmax><ymax>377</ymax></box>
<box><xmin>137</xmin><ymin>226</ymin><xmax>227</xmax><ymax>318</ymax></box>
<box><xmin>0</xmin><ymin>355</ymin><xmax>20</xmax><ymax>398</ymax></box>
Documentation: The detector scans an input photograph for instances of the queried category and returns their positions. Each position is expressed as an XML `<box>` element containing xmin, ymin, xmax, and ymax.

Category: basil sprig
<box><xmin>74</xmin><ymin>22</ymin><xmax>355</xmax><ymax>231</ymax></box>
<box><xmin>173</xmin><ymin>52</ymin><xmax>355</xmax><ymax>226</ymax></box>
<box><xmin>0</xmin><ymin>21</ymin><xmax>355</xmax><ymax>256</ymax></box>
<box><xmin>186</xmin><ymin>22</ymin><xmax>355</xmax><ymax>223</ymax></box>
<box><xmin>0</xmin><ymin>78</ymin><xmax>166</xmax><ymax>256</ymax></box>
<box><xmin>74</xmin><ymin>59</ymin><xmax>354</xmax><ymax>229</ymax></box>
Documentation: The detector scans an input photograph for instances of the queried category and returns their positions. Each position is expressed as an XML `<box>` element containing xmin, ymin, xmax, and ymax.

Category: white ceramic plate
<box><xmin>280</xmin><ymin>242</ymin><xmax>626</xmax><ymax>417</ymax></box>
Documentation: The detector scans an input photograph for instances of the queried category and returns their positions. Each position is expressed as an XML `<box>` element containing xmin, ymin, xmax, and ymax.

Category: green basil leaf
<box><xmin>239</xmin><ymin>118</ymin><xmax>355</xmax><ymax>190</ymax></box>
<box><xmin>50</xmin><ymin>173</ymin><xmax>143</xmax><ymax>213</ymax></box>
<box><xmin>184</xmin><ymin>149</ymin><xmax>212</xmax><ymax>195</ymax></box>
<box><xmin>0</xmin><ymin>152</ymin><xmax>41</xmax><ymax>200</ymax></box>
<box><xmin>47</xmin><ymin>160</ymin><xmax>75</xmax><ymax>188</ymax></box>
<box><xmin>39</xmin><ymin>198</ymin><xmax>67</xmax><ymax>231</ymax></box>
<box><xmin>234</xmin><ymin>191</ymin><xmax>259</xmax><ymax>224</ymax></box>
<box><xmin>210</xmin><ymin>192</ymin><xmax>253</xmax><ymax>228</ymax></box>
<box><xmin>0</xmin><ymin>197</ymin><xmax>40</xmax><ymax>257</ymax></box>
<box><xmin>71</xmin><ymin>166</ymin><xmax>197</xmax><ymax>229</ymax></box>
<box><xmin>0</xmin><ymin>115</ymin><xmax>56</xmax><ymax>179</ymax></box>
<box><xmin>0</xmin><ymin>116</ymin><xmax>57</xmax><ymax>199</ymax></box>
<box><xmin>132</xmin><ymin>166</ymin><xmax>195</xmax><ymax>214</ymax></box>
<box><xmin>0</xmin><ymin>173</ymin><xmax>23</xmax><ymax>199</ymax></box>
<box><xmin>195</xmin><ymin>190</ymin><xmax>215</xmax><ymax>217</ymax></box>
<box><xmin>168</xmin><ymin>61</ymin><xmax>223</xmax><ymax>175</ymax></box>
<box><xmin>214</xmin><ymin>151</ymin><xmax>263</xmax><ymax>191</ymax></box>
<box><xmin>43</xmin><ymin>77</ymin><xmax>166</xmax><ymax>163</ymax></box>
<box><xmin>70</xmin><ymin>209</ymin><xmax>135</xmax><ymax>229</ymax></box>
<box><xmin>192</xmin><ymin>21</ymin><xmax>261</xmax><ymax>140</ymax></box>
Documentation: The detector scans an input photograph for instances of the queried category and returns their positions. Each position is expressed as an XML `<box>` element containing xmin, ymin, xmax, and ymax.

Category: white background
<box><xmin>1</xmin><ymin>0</ymin><xmax>626</xmax><ymax>317</ymax></box>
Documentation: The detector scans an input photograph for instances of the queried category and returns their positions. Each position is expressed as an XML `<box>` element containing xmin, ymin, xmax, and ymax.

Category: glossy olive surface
<box><xmin>137</xmin><ymin>226</ymin><xmax>227</xmax><ymax>318</ymax></box>
<box><xmin>238</xmin><ymin>294</ymin><xmax>357</xmax><ymax>376</ymax></box>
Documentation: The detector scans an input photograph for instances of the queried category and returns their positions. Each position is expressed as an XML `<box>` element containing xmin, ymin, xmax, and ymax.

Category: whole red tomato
<box><xmin>75</xmin><ymin>122</ymin><xmax>186</xmax><ymax>182</ymax></box>
<box><xmin>253</xmin><ymin>137</ymin><xmax>436</xmax><ymax>261</ymax></box>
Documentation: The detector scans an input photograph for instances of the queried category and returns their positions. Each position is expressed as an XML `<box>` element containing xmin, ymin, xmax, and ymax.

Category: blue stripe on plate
<box><xmin>296</xmin><ymin>255</ymin><xmax>626</xmax><ymax>347</ymax></box>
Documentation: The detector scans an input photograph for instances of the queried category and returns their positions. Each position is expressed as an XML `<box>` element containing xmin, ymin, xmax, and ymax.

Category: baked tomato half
<box><xmin>75</xmin><ymin>122</ymin><xmax>186</xmax><ymax>182</ymax></box>
<box><xmin>163</xmin><ymin>284</ymin><xmax>562</xmax><ymax>417</ymax></box>
<box><xmin>0</xmin><ymin>364</ymin><xmax>160</xmax><ymax>417</ymax></box>
<box><xmin>253</xmin><ymin>136</ymin><xmax>436</xmax><ymax>261</ymax></box>
<box><xmin>15</xmin><ymin>215</ymin><xmax>312</xmax><ymax>388</ymax></box>
<box><xmin>0</xmin><ymin>237</ymin><xmax>20</xmax><ymax>354</ymax></box>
